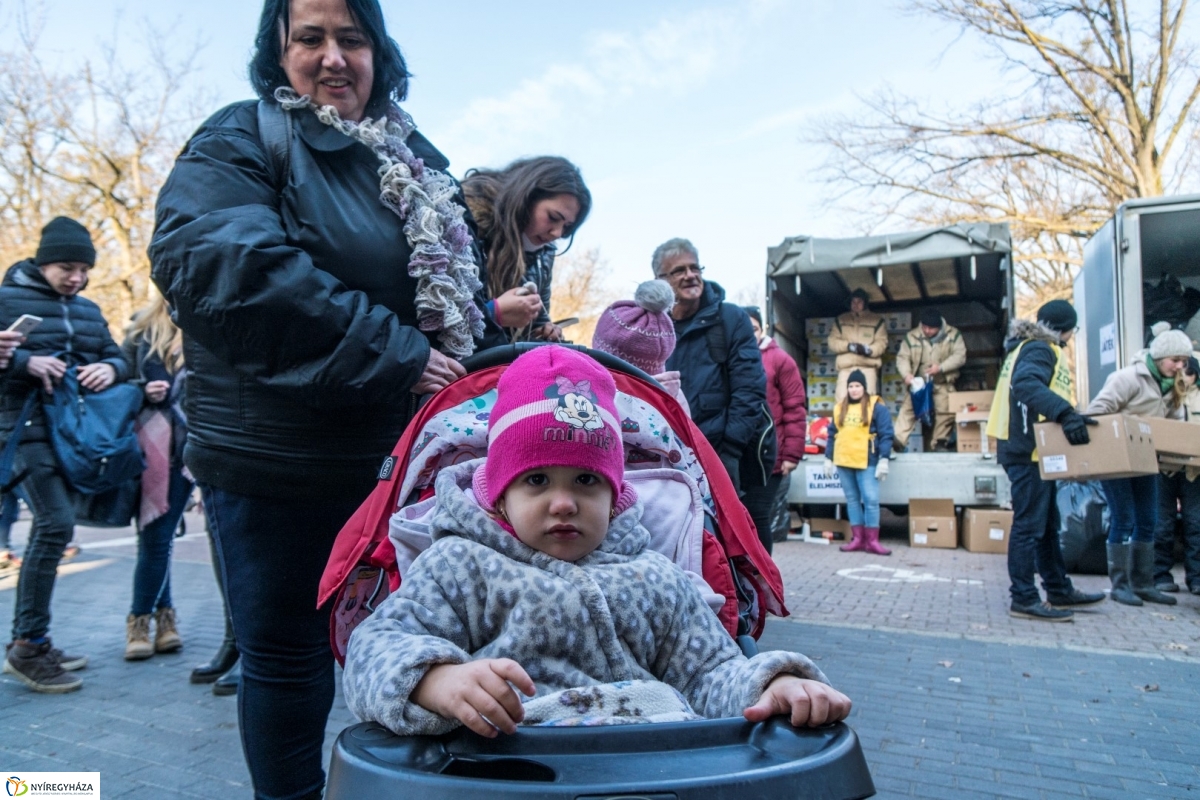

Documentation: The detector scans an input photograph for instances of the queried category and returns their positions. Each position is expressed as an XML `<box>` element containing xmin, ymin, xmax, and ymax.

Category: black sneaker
<box><xmin>1009</xmin><ymin>601</ymin><xmax>1074</xmax><ymax>622</ymax></box>
<box><xmin>1046</xmin><ymin>588</ymin><xmax>1106</xmax><ymax>607</ymax></box>
<box><xmin>3</xmin><ymin>640</ymin><xmax>83</xmax><ymax>693</ymax></box>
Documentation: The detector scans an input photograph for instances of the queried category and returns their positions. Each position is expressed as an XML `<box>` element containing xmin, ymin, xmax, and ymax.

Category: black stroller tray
<box><xmin>326</xmin><ymin>717</ymin><xmax>875</xmax><ymax>799</ymax></box>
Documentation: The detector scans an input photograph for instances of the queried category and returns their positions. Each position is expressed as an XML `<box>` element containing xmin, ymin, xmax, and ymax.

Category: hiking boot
<box><xmin>4</xmin><ymin>640</ymin><xmax>83</xmax><ymax>693</ymax></box>
<box><xmin>154</xmin><ymin>608</ymin><xmax>182</xmax><ymax>654</ymax></box>
<box><xmin>1046</xmin><ymin>587</ymin><xmax>1106</xmax><ymax>607</ymax></box>
<box><xmin>125</xmin><ymin>615</ymin><xmax>154</xmax><ymax>661</ymax></box>
<box><xmin>48</xmin><ymin>644</ymin><xmax>87</xmax><ymax>672</ymax></box>
<box><xmin>1009</xmin><ymin>601</ymin><xmax>1074</xmax><ymax>622</ymax></box>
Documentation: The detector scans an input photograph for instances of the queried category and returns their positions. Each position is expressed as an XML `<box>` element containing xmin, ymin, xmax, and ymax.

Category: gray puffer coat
<box><xmin>342</xmin><ymin>460</ymin><xmax>826</xmax><ymax>736</ymax></box>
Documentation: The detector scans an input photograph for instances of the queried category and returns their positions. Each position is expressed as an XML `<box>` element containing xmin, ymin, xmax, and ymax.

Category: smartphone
<box><xmin>5</xmin><ymin>314</ymin><xmax>42</xmax><ymax>335</ymax></box>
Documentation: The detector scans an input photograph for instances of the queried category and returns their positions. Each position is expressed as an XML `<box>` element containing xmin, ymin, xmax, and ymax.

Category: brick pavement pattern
<box><xmin>1</xmin><ymin>514</ymin><xmax>1198</xmax><ymax>798</ymax></box>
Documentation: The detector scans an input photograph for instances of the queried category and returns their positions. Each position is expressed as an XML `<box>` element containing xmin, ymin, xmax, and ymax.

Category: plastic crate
<box><xmin>326</xmin><ymin>717</ymin><xmax>875</xmax><ymax>800</ymax></box>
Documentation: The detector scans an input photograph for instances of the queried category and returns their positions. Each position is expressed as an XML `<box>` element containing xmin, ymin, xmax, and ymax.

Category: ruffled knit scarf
<box><xmin>275</xmin><ymin>88</ymin><xmax>484</xmax><ymax>358</ymax></box>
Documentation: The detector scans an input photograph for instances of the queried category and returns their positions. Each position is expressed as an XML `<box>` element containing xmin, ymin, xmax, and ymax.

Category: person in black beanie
<box><xmin>986</xmin><ymin>299</ymin><xmax>1104</xmax><ymax>621</ymax></box>
<box><xmin>894</xmin><ymin>307</ymin><xmax>967</xmax><ymax>451</ymax></box>
<box><xmin>0</xmin><ymin>216</ymin><xmax>131</xmax><ymax>691</ymax></box>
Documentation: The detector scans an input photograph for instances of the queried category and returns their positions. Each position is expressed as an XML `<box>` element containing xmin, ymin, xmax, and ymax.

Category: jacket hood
<box><xmin>698</xmin><ymin>280</ymin><xmax>727</xmax><ymax>311</ymax></box>
<box><xmin>430</xmin><ymin>460</ymin><xmax>650</xmax><ymax>564</ymax></box>
<box><xmin>1004</xmin><ymin>318</ymin><xmax>1063</xmax><ymax>352</ymax></box>
<box><xmin>3</xmin><ymin>259</ymin><xmax>56</xmax><ymax>295</ymax></box>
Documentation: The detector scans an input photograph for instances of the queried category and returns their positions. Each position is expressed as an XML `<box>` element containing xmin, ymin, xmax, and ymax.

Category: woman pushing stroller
<box><xmin>343</xmin><ymin>346</ymin><xmax>850</xmax><ymax>736</ymax></box>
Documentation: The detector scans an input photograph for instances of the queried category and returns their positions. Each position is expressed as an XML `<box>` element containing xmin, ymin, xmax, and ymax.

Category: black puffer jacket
<box><xmin>0</xmin><ymin>259</ymin><xmax>131</xmax><ymax>443</ymax></box>
<box><xmin>996</xmin><ymin>319</ymin><xmax>1076</xmax><ymax>466</ymax></box>
<box><xmin>664</xmin><ymin>281</ymin><xmax>767</xmax><ymax>458</ymax></box>
<box><xmin>150</xmin><ymin>101</ymin><xmax>492</xmax><ymax>501</ymax></box>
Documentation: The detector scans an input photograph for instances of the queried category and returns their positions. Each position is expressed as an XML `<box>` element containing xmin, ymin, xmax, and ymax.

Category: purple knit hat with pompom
<box><xmin>591</xmin><ymin>280</ymin><xmax>677</xmax><ymax>374</ymax></box>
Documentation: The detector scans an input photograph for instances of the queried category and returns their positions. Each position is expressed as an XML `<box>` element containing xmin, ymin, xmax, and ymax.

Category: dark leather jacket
<box><xmin>150</xmin><ymin>101</ymin><xmax>481</xmax><ymax>500</ymax></box>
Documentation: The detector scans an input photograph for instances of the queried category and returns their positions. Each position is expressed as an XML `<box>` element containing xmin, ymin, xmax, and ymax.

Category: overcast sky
<box><xmin>3</xmin><ymin>0</ymin><xmax>1005</xmax><ymax>304</ymax></box>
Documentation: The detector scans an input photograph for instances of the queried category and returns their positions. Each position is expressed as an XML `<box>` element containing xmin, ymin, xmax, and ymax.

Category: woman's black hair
<box><xmin>249</xmin><ymin>0</ymin><xmax>410</xmax><ymax>113</ymax></box>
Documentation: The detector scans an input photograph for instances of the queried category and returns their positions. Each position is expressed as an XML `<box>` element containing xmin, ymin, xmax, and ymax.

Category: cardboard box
<box><xmin>805</xmin><ymin>317</ymin><xmax>836</xmax><ymax>338</ymax></box>
<box><xmin>909</xmin><ymin>498</ymin><xmax>958</xmax><ymax>548</ymax></box>
<box><xmin>948</xmin><ymin>390</ymin><xmax>995</xmax><ymax>414</ymax></box>
<box><xmin>807</xmin><ymin>356</ymin><xmax>839</xmax><ymax>378</ymax></box>
<box><xmin>962</xmin><ymin>508</ymin><xmax>1012</xmax><ymax>554</ymax></box>
<box><xmin>1033</xmin><ymin>414</ymin><xmax>1158</xmax><ymax>480</ymax></box>
<box><xmin>806</xmin><ymin>517</ymin><xmax>851</xmax><ymax>540</ymax></box>
<box><xmin>955</xmin><ymin>409</ymin><xmax>996</xmax><ymax>454</ymax></box>
<box><xmin>808</xmin><ymin>338</ymin><xmax>833</xmax><ymax>358</ymax></box>
<box><xmin>1139</xmin><ymin>416</ymin><xmax>1200</xmax><ymax>460</ymax></box>
<box><xmin>883</xmin><ymin>311</ymin><xmax>912</xmax><ymax>332</ymax></box>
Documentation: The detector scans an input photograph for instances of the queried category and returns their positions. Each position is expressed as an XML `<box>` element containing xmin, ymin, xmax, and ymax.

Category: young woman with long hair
<box><xmin>121</xmin><ymin>290</ymin><xmax>193</xmax><ymax>661</ymax></box>
<box><xmin>823</xmin><ymin>370</ymin><xmax>894</xmax><ymax>556</ymax></box>
<box><xmin>463</xmin><ymin>156</ymin><xmax>591</xmax><ymax>342</ymax></box>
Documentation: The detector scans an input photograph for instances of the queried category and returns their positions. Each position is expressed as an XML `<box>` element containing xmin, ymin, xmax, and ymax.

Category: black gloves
<box><xmin>1060</xmin><ymin>412</ymin><xmax>1098</xmax><ymax>446</ymax></box>
<box><xmin>847</xmin><ymin>343</ymin><xmax>871</xmax><ymax>356</ymax></box>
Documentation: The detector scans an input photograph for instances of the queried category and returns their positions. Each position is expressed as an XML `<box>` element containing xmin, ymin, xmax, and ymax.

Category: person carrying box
<box><xmin>894</xmin><ymin>308</ymin><xmax>967</xmax><ymax>452</ymax></box>
<box><xmin>987</xmin><ymin>300</ymin><xmax>1105</xmax><ymax>622</ymax></box>
<box><xmin>828</xmin><ymin>289</ymin><xmax>888</xmax><ymax>402</ymax></box>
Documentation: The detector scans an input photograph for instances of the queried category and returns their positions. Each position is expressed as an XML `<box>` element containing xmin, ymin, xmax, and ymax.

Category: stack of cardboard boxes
<box><xmin>906</xmin><ymin>502</ymin><xmax>1015</xmax><ymax>553</ymax></box>
<box><xmin>804</xmin><ymin>312</ymin><xmax>912</xmax><ymax>420</ymax></box>
<box><xmin>950</xmin><ymin>390</ymin><xmax>997</xmax><ymax>454</ymax></box>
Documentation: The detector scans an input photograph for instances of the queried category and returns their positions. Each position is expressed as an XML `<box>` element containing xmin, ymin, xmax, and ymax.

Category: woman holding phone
<box><xmin>0</xmin><ymin>216</ymin><xmax>131</xmax><ymax>693</ymax></box>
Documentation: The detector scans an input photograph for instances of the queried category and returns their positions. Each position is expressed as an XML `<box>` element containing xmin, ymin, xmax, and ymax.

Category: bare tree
<box><xmin>549</xmin><ymin>247</ymin><xmax>619</xmax><ymax>347</ymax></box>
<box><xmin>0</xmin><ymin>14</ymin><xmax>205</xmax><ymax>330</ymax></box>
<box><xmin>815</xmin><ymin>0</ymin><xmax>1200</xmax><ymax>301</ymax></box>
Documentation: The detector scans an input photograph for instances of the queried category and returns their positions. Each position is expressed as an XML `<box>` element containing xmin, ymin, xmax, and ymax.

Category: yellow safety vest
<box><xmin>986</xmin><ymin>340</ymin><xmax>1073</xmax><ymax>460</ymax></box>
<box><xmin>833</xmin><ymin>397</ymin><xmax>879</xmax><ymax>470</ymax></box>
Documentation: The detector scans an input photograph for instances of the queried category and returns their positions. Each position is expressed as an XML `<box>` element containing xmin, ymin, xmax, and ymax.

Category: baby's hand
<box><xmin>412</xmin><ymin>659</ymin><xmax>537</xmax><ymax>737</ymax></box>
<box><xmin>743</xmin><ymin>675</ymin><xmax>852</xmax><ymax>728</ymax></box>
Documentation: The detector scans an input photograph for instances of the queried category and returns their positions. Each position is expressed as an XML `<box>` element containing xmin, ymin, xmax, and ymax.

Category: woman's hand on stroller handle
<box><xmin>743</xmin><ymin>676</ymin><xmax>852</xmax><ymax>728</ymax></box>
<box><xmin>412</xmin><ymin>658</ymin><xmax>537</xmax><ymax>737</ymax></box>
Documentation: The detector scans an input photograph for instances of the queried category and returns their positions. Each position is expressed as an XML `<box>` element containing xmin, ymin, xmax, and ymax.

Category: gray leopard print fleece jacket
<box><xmin>342</xmin><ymin>459</ymin><xmax>828</xmax><ymax>736</ymax></box>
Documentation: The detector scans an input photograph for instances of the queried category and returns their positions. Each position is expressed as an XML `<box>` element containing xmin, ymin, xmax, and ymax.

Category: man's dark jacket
<box><xmin>996</xmin><ymin>319</ymin><xmax>1075</xmax><ymax>466</ymax></box>
<box><xmin>0</xmin><ymin>259</ymin><xmax>131</xmax><ymax>443</ymax></box>
<box><xmin>149</xmin><ymin>101</ymin><xmax>497</xmax><ymax>501</ymax></box>
<box><xmin>665</xmin><ymin>281</ymin><xmax>767</xmax><ymax>459</ymax></box>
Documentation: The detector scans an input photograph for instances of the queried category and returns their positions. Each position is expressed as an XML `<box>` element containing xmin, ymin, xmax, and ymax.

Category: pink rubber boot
<box><xmin>840</xmin><ymin>525</ymin><xmax>867</xmax><ymax>552</ymax></box>
<box><xmin>862</xmin><ymin>527</ymin><xmax>891</xmax><ymax>556</ymax></box>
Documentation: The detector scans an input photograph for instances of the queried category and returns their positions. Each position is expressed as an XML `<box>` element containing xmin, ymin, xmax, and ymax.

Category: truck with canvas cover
<box><xmin>766</xmin><ymin>223</ymin><xmax>1014</xmax><ymax>509</ymax></box>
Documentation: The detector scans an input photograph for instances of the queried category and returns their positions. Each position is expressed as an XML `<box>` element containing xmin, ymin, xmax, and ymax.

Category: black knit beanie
<box><xmin>919</xmin><ymin>308</ymin><xmax>943</xmax><ymax>328</ymax></box>
<box><xmin>849</xmin><ymin>288</ymin><xmax>870</xmax><ymax>305</ymax></box>
<box><xmin>847</xmin><ymin>369</ymin><xmax>868</xmax><ymax>389</ymax></box>
<box><xmin>1036</xmin><ymin>299</ymin><xmax>1077</xmax><ymax>334</ymax></box>
<box><xmin>35</xmin><ymin>217</ymin><xmax>96</xmax><ymax>266</ymax></box>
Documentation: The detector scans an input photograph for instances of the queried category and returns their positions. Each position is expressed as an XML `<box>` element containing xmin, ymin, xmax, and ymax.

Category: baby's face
<box><xmin>499</xmin><ymin>467</ymin><xmax>613</xmax><ymax>562</ymax></box>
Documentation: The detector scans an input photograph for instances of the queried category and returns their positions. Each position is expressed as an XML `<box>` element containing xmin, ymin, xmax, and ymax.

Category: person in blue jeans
<box><xmin>1085</xmin><ymin>326</ymin><xmax>1191</xmax><ymax>606</ymax></box>
<box><xmin>824</xmin><ymin>370</ymin><xmax>894</xmax><ymax>555</ymax></box>
<box><xmin>122</xmin><ymin>291</ymin><xmax>193</xmax><ymax>660</ymax></box>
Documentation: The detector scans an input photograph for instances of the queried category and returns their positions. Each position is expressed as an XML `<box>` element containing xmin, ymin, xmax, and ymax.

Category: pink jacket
<box><xmin>760</xmin><ymin>339</ymin><xmax>807</xmax><ymax>473</ymax></box>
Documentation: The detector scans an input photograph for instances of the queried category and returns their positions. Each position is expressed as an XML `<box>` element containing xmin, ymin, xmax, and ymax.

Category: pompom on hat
<box><xmin>1149</xmin><ymin>327</ymin><xmax>1193</xmax><ymax>361</ymax></box>
<box><xmin>474</xmin><ymin>346</ymin><xmax>636</xmax><ymax>514</ymax></box>
<box><xmin>591</xmin><ymin>280</ymin><xmax>677</xmax><ymax>374</ymax></box>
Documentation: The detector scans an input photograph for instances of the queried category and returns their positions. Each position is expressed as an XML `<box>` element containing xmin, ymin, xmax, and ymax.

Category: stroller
<box><xmin>318</xmin><ymin>344</ymin><xmax>875</xmax><ymax>800</ymax></box>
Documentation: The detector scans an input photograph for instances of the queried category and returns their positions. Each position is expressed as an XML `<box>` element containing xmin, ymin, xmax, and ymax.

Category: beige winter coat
<box><xmin>1083</xmin><ymin>359</ymin><xmax>1183</xmax><ymax>420</ymax></box>
<box><xmin>897</xmin><ymin>323</ymin><xmax>967</xmax><ymax>386</ymax></box>
<box><xmin>829</xmin><ymin>311</ymin><xmax>889</xmax><ymax>370</ymax></box>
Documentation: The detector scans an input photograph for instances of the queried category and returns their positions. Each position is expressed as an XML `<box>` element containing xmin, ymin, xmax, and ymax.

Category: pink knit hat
<box><xmin>473</xmin><ymin>346</ymin><xmax>635</xmax><ymax>513</ymax></box>
<box><xmin>591</xmin><ymin>280</ymin><xmax>677</xmax><ymax>374</ymax></box>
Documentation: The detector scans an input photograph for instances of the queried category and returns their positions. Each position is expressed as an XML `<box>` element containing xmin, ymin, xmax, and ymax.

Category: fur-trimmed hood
<box><xmin>1004</xmin><ymin>318</ymin><xmax>1064</xmax><ymax>351</ymax></box>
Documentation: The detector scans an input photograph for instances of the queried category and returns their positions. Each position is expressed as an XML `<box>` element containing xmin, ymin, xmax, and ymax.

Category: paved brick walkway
<box><xmin>1</xmin><ymin>512</ymin><xmax>1198</xmax><ymax>798</ymax></box>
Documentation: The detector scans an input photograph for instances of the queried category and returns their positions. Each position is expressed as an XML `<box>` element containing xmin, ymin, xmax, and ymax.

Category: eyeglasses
<box><xmin>660</xmin><ymin>264</ymin><xmax>705</xmax><ymax>280</ymax></box>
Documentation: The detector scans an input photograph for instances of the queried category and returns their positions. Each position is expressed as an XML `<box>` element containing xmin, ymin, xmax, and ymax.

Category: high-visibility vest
<box><xmin>833</xmin><ymin>397</ymin><xmax>879</xmax><ymax>470</ymax></box>
<box><xmin>986</xmin><ymin>339</ymin><xmax>1073</xmax><ymax>460</ymax></box>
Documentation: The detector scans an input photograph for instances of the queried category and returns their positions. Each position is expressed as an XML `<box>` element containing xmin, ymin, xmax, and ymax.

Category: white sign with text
<box><xmin>805</xmin><ymin>463</ymin><xmax>846</xmax><ymax>499</ymax></box>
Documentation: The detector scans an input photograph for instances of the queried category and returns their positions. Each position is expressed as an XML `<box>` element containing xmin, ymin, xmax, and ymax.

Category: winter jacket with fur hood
<box><xmin>342</xmin><ymin>460</ymin><xmax>826</xmax><ymax>736</ymax></box>
<box><xmin>1084</xmin><ymin>356</ymin><xmax>1183</xmax><ymax>420</ymax></box>
<box><xmin>995</xmin><ymin>320</ymin><xmax>1076</xmax><ymax>467</ymax></box>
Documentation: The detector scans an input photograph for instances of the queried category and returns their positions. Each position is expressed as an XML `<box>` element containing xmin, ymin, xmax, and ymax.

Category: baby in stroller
<box><xmin>343</xmin><ymin>346</ymin><xmax>850</xmax><ymax>738</ymax></box>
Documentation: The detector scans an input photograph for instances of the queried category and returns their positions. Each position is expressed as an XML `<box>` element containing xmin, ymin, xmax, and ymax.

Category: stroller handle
<box><xmin>460</xmin><ymin>343</ymin><xmax>663</xmax><ymax>389</ymax></box>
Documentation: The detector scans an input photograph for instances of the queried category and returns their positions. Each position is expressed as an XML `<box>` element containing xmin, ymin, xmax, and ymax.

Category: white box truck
<box><xmin>767</xmin><ymin>223</ymin><xmax>1014</xmax><ymax>509</ymax></box>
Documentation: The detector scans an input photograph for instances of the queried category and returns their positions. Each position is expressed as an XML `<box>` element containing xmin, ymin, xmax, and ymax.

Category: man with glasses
<box><xmin>653</xmin><ymin>238</ymin><xmax>772</xmax><ymax>516</ymax></box>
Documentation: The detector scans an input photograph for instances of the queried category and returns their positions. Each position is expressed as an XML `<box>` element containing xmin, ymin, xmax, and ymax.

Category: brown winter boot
<box><xmin>154</xmin><ymin>608</ymin><xmax>183</xmax><ymax>653</ymax></box>
<box><xmin>840</xmin><ymin>525</ymin><xmax>867</xmax><ymax>552</ymax></box>
<box><xmin>125</xmin><ymin>614</ymin><xmax>154</xmax><ymax>661</ymax></box>
<box><xmin>862</xmin><ymin>527</ymin><xmax>892</xmax><ymax>556</ymax></box>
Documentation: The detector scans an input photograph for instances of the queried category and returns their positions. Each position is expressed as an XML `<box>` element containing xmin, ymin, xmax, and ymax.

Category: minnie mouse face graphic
<box><xmin>547</xmin><ymin>376</ymin><xmax>604</xmax><ymax>431</ymax></box>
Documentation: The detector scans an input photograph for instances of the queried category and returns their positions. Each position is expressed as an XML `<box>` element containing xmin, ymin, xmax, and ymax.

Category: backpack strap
<box><xmin>257</xmin><ymin>100</ymin><xmax>293</xmax><ymax>193</ymax></box>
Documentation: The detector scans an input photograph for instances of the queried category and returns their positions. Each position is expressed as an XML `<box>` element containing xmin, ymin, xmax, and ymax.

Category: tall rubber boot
<box><xmin>1131</xmin><ymin>541</ymin><xmax>1177</xmax><ymax>605</ymax></box>
<box><xmin>1106</xmin><ymin>542</ymin><xmax>1142</xmax><ymax>606</ymax></box>
<box><xmin>862</xmin><ymin>526</ymin><xmax>891</xmax><ymax>556</ymax></box>
<box><xmin>840</xmin><ymin>525</ymin><xmax>866</xmax><ymax>552</ymax></box>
